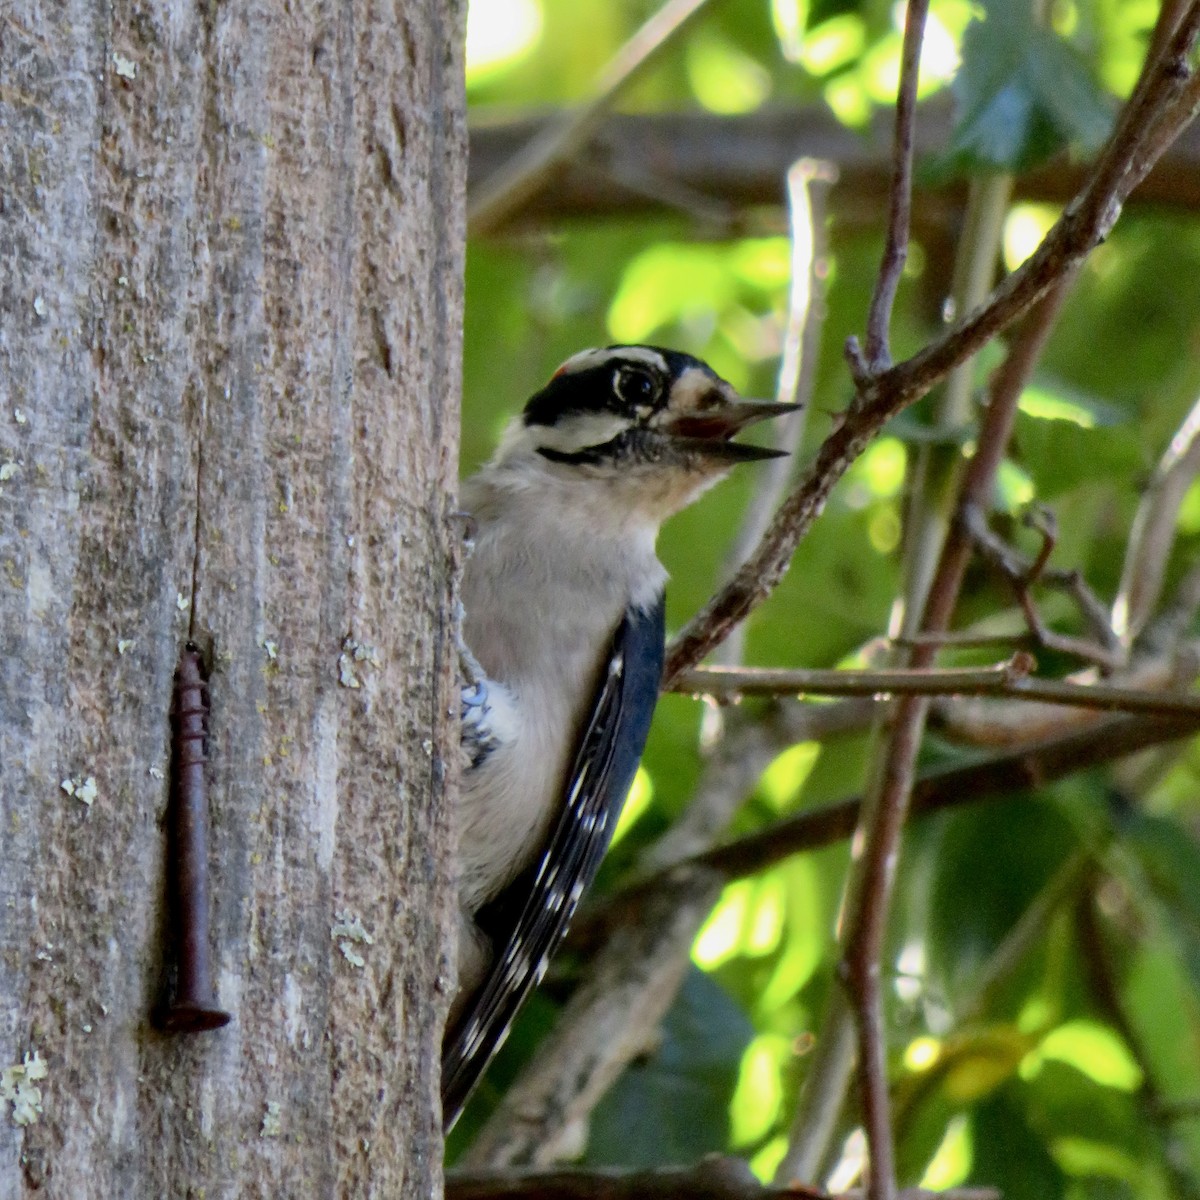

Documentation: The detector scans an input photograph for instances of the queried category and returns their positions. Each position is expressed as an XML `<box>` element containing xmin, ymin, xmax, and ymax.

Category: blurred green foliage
<box><xmin>453</xmin><ymin>0</ymin><xmax>1200</xmax><ymax>1194</ymax></box>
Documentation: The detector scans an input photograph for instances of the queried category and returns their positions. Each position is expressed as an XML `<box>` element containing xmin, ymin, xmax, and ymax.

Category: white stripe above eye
<box><xmin>554</xmin><ymin>345</ymin><xmax>669</xmax><ymax>377</ymax></box>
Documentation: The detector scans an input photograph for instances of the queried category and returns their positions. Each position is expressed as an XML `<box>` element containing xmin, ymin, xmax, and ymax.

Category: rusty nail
<box><xmin>156</xmin><ymin>643</ymin><xmax>232</xmax><ymax>1033</ymax></box>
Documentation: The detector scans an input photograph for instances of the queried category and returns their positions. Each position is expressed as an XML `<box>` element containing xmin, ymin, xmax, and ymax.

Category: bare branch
<box><xmin>930</xmin><ymin>645</ymin><xmax>1200</xmax><ymax>748</ymax></box>
<box><xmin>861</xmin><ymin>0</ymin><xmax>930</xmax><ymax>371</ymax></box>
<box><xmin>1113</xmin><ymin>392</ymin><xmax>1200</xmax><ymax>643</ymax></box>
<box><xmin>676</xmin><ymin>660</ymin><xmax>1200</xmax><ymax>717</ymax></box>
<box><xmin>447</xmin><ymin>1159</ymin><xmax>1000</xmax><ymax>1200</ymax></box>
<box><xmin>714</xmin><ymin>160</ymin><xmax>832</xmax><ymax>669</ymax></box>
<box><xmin>467</xmin><ymin>104</ymin><xmax>1200</xmax><ymax>231</ymax></box>
<box><xmin>892</xmin><ymin>628</ymin><xmax>1038</xmax><ymax>650</ymax></box>
<box><xmin>841</xmin><ymin>275</ymin><xmax>1076</xmax><ymax>1200</ymax></box>
<box><xmin>468</xmin><ymin>0</ymin><xmax>718</xmax><ymax>235</ymax></box>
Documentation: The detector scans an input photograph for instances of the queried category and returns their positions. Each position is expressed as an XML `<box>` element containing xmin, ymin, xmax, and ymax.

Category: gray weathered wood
<box><xmin>0</xmin><ymin>0</ymin><xmax>464</xmax><ymax>1194</ymax></box>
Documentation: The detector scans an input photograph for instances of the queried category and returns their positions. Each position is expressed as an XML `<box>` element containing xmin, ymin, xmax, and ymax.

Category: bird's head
<box><xmin>492</xmin><ymin>346</ymin><xmax>798</xmax><ymax>523</ymax></box>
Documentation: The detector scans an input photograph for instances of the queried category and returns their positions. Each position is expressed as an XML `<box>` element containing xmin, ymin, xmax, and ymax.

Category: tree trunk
<box><xmin>0</xmin><ymin>0</ymin><xmax>464</xmax><ymax>1195</ymax></box>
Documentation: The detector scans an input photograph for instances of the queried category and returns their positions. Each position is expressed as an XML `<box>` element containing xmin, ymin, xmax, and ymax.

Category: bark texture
<box><xmin>0</xmin><ymin>0</ymin><xmax>464</xmax><ymax>1195</ymax></box>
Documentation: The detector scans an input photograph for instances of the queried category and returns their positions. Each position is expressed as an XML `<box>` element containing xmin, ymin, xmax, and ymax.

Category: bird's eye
<box><xmin>614</xmin><ymin>366</ymin><xmax>661</xmax><ymax>409</ymax></box>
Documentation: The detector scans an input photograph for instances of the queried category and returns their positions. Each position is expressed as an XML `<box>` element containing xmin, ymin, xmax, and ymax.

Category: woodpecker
<box><xmin>443</xmin><ymin>345</ymin><xmax>796</xmax><ymax>1128</ymax></box>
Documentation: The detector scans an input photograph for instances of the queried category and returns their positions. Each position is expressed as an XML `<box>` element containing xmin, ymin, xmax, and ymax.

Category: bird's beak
<box><xmin>662</xmin><ymin>396</ymin><xmax>801</xmax><ymax>463</ymax></box>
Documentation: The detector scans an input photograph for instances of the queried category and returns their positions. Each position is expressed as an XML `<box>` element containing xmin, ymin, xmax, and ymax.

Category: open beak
<box><xmin>663</xmin><ymin>397</ymin><xmax>801</xmax><ymax>463</ymax></box>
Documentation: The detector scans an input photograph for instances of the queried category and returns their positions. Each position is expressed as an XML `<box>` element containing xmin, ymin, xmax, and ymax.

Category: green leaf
<box><xmin>969</xmin><ymin>1086</ymin><xmax>1068</xmax><ymax>1199</ymax></box>
<box><xmin>1122</xmin><ymin>814</ymin><xmax>1200</xmax><ymax>995</ymax></box>
<box><xmin>1014</xmin><ymin>409</ymin><xmax>1145</xmax><ymax>499</ymax></box>
<box><xmin>931</xmin><ymin>1</ymin><xmax>1114</xmax><ymax>176</ymax></box>
<box><xmin>584</xmin><ymin>968</ymin><xmax>754</xmax><ymax>1166</ymax></box>
<box><xmin>1022</xmin><ymin>1061</ymin><xmax>1173</xmax><ymax>1196</ymax></box>
<box><xmin>926</xmin><ymin>798</ymin><xmax>1078</xmax><ymax>1003</ymax></box>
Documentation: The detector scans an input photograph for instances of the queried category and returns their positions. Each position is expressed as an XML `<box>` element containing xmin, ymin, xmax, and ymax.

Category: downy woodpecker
<box><xmin>443</xmin><ymin>345</ymin><xmax>796</xmax><ymax>1127</ymax></box>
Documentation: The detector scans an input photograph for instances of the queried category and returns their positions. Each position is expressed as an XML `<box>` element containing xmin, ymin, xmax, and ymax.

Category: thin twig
<box><xmin>860</xmin><ymin>0</ymin><xmax>930</xmax><ymax>372</ymax></box>
<box><xmin>1113</xmin><ymin>391</ymin><xmax>1200</xmax><ymax>643</ymax></box>
<box><xmin>468</xmin><ymin>0</ymin><xmax>719</xmax><ymax>235</ymax></box>
<box><xmin>928</xmin><ymin>644</ymin><xmax>1200</xmax><ymax>749</ymax></box>
<box><xmin>891</xmin><ymin>628</ymin><xmax>1036</xmax><ymax>650</ymax></box>
<box><xmin>714</xmin><ymin>160</ymin><xmax>832</xmax><ymax>669</ymax></box>
<box><xmin>959</xmin><ymin>504</ymin><xmax>1125</xmax><ymax>670</ymax></box>
<box><xmin>675</xmin><ymin>662</ymin><xmax>1200</xmax><ymax>717</ymax></box>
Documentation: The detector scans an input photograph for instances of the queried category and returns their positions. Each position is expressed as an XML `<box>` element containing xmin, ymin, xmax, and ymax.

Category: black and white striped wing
<box><xmin>441</xmin><ymin>594</ymin><xmax>665</xmax><ymax>1129</ymax></box>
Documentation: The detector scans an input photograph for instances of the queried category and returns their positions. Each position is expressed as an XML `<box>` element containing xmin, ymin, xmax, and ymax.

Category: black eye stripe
<box><xmin>521</xmin><ymin>348</ymin><xmax>714</xmax><ymax>428</ymax></box>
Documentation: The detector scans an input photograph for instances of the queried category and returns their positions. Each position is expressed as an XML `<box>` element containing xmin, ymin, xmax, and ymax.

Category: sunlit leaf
<box><xmin>729</xmin><ymin>1033</ymin><xmax>789</xmax><ymax>1145</ymax></box>
<box><xmin>1094</xmin><ymin>0</ymin><xmax>1159</xmax><ymax>96</ymax></box>
<box><xmin>749</xmin><ymin>1135</ymin><xmax>789</xmax><ymax>1182</ymax></box>
<box><xmin>745</xmin><ymin>874</ymin><xmax>787</xmax><ymax>956</ymax></box>
<box><xmin>1021</xmin><ymin>1020</ymin><xmax>1143</xmax><ymax>1092</ymax></box>
<box><xmin>905</xmin><ymin>1035</ymin><xmax>942</xmax><ymax>1072</ymax></box>
<box><xmin>731</xmin><ymin>238</ymin><xmax>792</xmax><ymax>288</ymax></box>
<box><xmin>686</xmin><ymin>32</ymin><xmax>772</xmax><ymax>114</ymax></box>
<box><xmin>771</xmin><ymin>0</ymin><xmax>809</xmax><ymax>63</ymax></box>
<box><xmin>607</xmin><ymin>240</ymin><xmax>789</xmax><ymax>359</ymax></box>
<box><xmin>610</xmin><ymin>766</ymin><xmax>653</xmax><ymax>847</ymax></box>
<box><xmin>757</xmin><ymin>858</ymin><xmax>826</xmax><ymax>1012</ymax></box>
<box><xmin>1019</xmin><ymin>380</ymin><xmax>1127</xmax><ymax>427</ymax></box>
<box><xmin>694</xmin><ymin>880</ymin><xmax>752</xmax><ymax>969</ymax></box>
<box><xmin>940</xmin><ymin>1028</ymin><xmax>1030</xmax><ymax>1104</ymax></box>
<box><xmin>921</xmin><ymin>1114</ymin><xmax>973</xmax><ymax>1189</ymax></box>
<box><xmin>759</xmin><ymin>742</ymin><xmax>820</xmax><ymax>811</ymax></box>
<box><xmin>824</xmin><ymin>71</ymin><xmax>873</xmax><ymax>126</ymax></box>
<box><xmin>798</xmin><ymin>13</ymin><xmax>865</xmax><ymax>74</ymax></box>
<box><xmin>1050</xmin><ymin>1137</ymin><xmax>1144</xmax><ymax>1184</ymax></box>
<box><xmin>994</xmin><ymin>458</ymin><xmax>1035</xmax><ymax>512</ymax></box>
<box><xmin>1003</xmin><ymin>203</ymin><xmax>1060</xmax><ymax>270</ymax></box>
<box><xmin>856</xmin><ymin>436</ymin><xmax>906</xmax><ymax>497</ymax></box>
